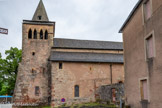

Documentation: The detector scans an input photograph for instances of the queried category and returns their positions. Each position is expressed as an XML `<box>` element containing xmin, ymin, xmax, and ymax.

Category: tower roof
<box><xmin>32</xmin><ymin>0</ymin><xmax>49</xmax><ymax>21</ymax></box>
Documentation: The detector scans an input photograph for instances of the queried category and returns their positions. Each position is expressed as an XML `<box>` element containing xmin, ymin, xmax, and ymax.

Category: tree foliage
<box><xmin>0</xmin><ymin>47</ymin><xmax>22</xmax><ymax>95</ymax></box>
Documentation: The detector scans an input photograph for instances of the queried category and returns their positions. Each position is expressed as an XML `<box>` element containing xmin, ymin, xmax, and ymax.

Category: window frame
<box><xmin>59</xmin><ymin>62</ymin><xmax>63</xmax><ymax>69</ymax></box>
<box><xmin>144</xmin><ymin>30</ymin><xmax>155</xmax><ymax>61</ymax></box>
<box><xmin>142</xmin><ymin>0</ymin><xmax>152</xmax><ymax>22</ymax></box>
<box><xmin>139</xmin><ymin>78</ymin><xmax>149</xmax><ymax>101</ymax></box>
<box><xmin>111</xmin><ymin>88</ymin><xmax>116</xmax><ymax>102</ymax></box>
<box><xmin>74</xmin><ymin>85</ymin><xmax>79</xmax><ymax>97</ymax></box>
<box><xmin>33</xmin><ymin>29</ymin><xmax>37</xmax><ymax>39</ymax></box>
<box><xmin>45</xmin><ymin>30</ymin><xmax>48</xmax><ymax>39</ymax></box>
<box><xmin>35</xmin><ymin>86</ymin><xmax>40</xmax><ymax>96</ymax></box>
<box><xmin>38</xmin><ymin>16</ymin><xmax>42</xmax><ymax>20</ymax></box>
<box><xmin>32</xmin><ymin>52</ymin><xmax>35</xmax><ymax>56</ymax></box>
<box><xmin>40</xmin><ymin>29</ymin><xmax>43</xmax><ymax>39</ymax></box>
<box><xmin>28</xmin><ymin>29</ymin><xmax>32</xmax><ymax>39</ymax></box>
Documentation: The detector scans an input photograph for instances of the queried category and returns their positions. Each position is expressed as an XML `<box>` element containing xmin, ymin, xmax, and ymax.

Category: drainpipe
<box><xmin>110</xmin><ymin>64</ymin><xmax>112</xmax><ymax>84</ymax></box>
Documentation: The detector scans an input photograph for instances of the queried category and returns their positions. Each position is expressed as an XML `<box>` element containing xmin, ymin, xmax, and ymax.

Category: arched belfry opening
<box><xmin>28</xmin><ymin>29</ymin><xmax>32</xmax><ymax>39</ymax></box>
<box><xmin>45</xmin><ymin>30</ymin><xmax>48</xmax><ymax>39</ymax></box>
<box><xmin>40</xmin><ymin>30</ymin><xmax>43</xmax><ymax>39</ymax></box>
<box><xmin>34</xmin><ymin>29</ymin><xmax>37</xmax><ymax>39</ymax></box>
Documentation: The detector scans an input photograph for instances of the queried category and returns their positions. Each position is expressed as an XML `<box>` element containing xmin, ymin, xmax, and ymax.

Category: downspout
<box><xmin>110</xmin><ymin>64</ymin><xmax>112</xmax><ymax>84</ymax></box>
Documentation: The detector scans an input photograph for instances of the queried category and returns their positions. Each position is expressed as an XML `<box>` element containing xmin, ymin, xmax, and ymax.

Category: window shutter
<box><xmin>143</xmin><ymin>80</ymin><xmax>148</xmax><ymax>100</ymax></box>
<box><xmin>147</xmin><ymin>36</ymin><xmax>153</xmax><ymax>58</ymax></box>
<box><xmin>145</xmin><ymin>0</ymin><xmax>151</xmax><ymax>20</ymax></box>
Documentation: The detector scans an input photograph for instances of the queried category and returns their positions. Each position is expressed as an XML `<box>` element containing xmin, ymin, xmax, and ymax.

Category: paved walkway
<box><xmin>0</xmin><ymin>104</ymin><xmax>12</xmax><ymax>108</ymax></box>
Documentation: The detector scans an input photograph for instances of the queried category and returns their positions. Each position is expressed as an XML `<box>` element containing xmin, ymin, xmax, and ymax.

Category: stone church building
<box><xmin>13</xmin><ymin>0</ymin><xmax>124</xmax><ymax>107</ymax></box>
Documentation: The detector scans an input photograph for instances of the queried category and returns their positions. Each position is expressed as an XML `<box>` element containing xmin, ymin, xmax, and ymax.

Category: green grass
<box><xmin>43</xmin><ymin>107</ymin><xmax>51</xmax><ymax>108</ymax></box>
<box><xmin>54</xmin><ymin>102</ymin><xmax>117</xmax><ymax>108</ymax></box>
<box><xmin>43</xmin><ymin>106</ymin><xmax>51</xmax><ymax>108</ymax></box>
<box><xmin>15</xmin><ymin>102</ymin><xmax>116</xmax><ymax>108</ymax></box>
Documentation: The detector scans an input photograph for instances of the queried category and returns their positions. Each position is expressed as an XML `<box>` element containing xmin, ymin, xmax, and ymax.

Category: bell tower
<box><xmin>14</xmin><ymin>0</ymin><xmax>55</xmax><ymax>106</ymax></box>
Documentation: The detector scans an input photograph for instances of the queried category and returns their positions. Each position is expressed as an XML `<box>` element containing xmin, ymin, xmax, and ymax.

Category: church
<box><xmin>13</xmin><ymin>0</ymin><xmax>124</xmax><ymax>107</ymax></box>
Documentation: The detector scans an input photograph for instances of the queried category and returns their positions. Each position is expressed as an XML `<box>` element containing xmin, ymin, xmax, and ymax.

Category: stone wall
<box><xmin>13</xmin><ymin>23</ymin><xmax>55</xmax><ymax>106</ymax></box>
<box><xmin>51</xmin><ymin>62</ymin><xmax>124</xmax><ymax>107</ymax></box>
<box><xmin>52</xmin><ymin>48</ymin><xmax>123</xmax><ymax>54</ymax></box>
<box><xmin>97</xmin><ymin>83</ymin><xmax>124</xmax><ymax>102</ymax></box>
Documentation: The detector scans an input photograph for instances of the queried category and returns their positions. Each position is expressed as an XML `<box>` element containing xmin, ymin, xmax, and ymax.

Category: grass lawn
<box><xmin>17</xmin><ymin>102</ymin><xmax>117</xmax><ymax>108</ymax></box>
<box><xmin>54</xmin><ymin>102</ymin><xmax>117</xmax><ymax>108</ymax></box>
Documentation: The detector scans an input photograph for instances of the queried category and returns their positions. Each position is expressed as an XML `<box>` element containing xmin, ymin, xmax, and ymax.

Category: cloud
<box><xmin>0</xmin><ymin>0</ymin><xmax>139</xmax><ymax>57</ymax></box>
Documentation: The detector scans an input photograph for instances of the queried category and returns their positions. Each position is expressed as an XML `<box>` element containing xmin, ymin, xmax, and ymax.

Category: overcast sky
<box><xmin>0</xmin><ymin>0</ymin><xmax>138</xmax><ymax>57</ymax></box>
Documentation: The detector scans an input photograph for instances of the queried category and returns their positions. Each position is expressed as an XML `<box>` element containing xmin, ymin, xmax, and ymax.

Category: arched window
<box><xmin>45</xmin><ymin>30</ymin><xmax>48</xmax><ymax>39</ymax></box>
<box><xmin>28</xmin><ymin>29</ymin><xmax>32</xmax><ymax>39</ymax></box>
<box><xmin>40</xmin><ymin>30</ymin><xmax>43</xmax><ymax>39</ymax></box>
<box><xmin>34</xmin><ymin>29</ymin><xmax>37</xmax><ymax>39</ymax></box>
<box><xmin>74</xmin><ymin>85</ymin><xmax>79</xmax><ymax>97</ymax></box>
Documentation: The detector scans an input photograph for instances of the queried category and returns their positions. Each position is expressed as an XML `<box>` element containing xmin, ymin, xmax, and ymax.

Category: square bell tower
<box><xmin>14</xmin><ymin>0</ymin><xmax>55</xmax><ymax>106</ymax></box>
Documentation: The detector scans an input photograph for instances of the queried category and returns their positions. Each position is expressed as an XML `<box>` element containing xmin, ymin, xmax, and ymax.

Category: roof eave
<box><xmin>119</xmin><ymin>0</ymin><xmax>142</xmax><ymax>33</ymax></box>
<box><xmin>52</xmin><ymin>47</ymin><xmax>123</xmax><ymax>51</ymax></box>
<box><xmin>50</xmin><ymin>60</ymin><xmax>124</xmax><ymax>64</ymax></box>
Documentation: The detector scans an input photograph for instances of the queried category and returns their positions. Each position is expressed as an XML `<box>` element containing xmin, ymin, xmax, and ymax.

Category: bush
<box><xmin>125</xmin><ymin>105</ymin><xmax>131</xmax><ymax>108</ymax></box>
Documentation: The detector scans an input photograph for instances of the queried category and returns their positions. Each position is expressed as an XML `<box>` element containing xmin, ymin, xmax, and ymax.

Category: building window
<box><xmin>28</xmin><ymin>29</ymin><xmax>32</xmax><ymax>39</ymax></box>
<box><xmin>31</xmin><ymin>68</ymin><xmax>36</xmax><ymax>74</ymax></box>
<box><xmin>38</xmin><ymin>16</ymin><xmax>42</xmax><ymax>20</ymax></box>
<box><xmin>145</xmin><ymin>34</ymin><xmax>154</xmax><ymax>59</ymax></box>
<box><xmin>32</xmin><ymin>69</ymin><xmax>34</xmax><ymax>73</ymax></box>
<box><xmin>144</xmin><ymin>0</ymin><xmax>151</xmax><ymax>21</ymax></box>
<box><xmin>74</xmin><ymin>85</ymin><xmax>79</xmax><ymax>97</ymax></box>
<box><xmin>40</xmin><ymin>30</ymin><xmax>43</xmax><ymax>39</ymax></box>
<box><xmin>45</xmin><ymin>30</ymin><xmax>48</xmax><ymax>39</ymax></box>
<box><xmin>118</xmin><ymin>81</ymin><xmax>123</xmax><ymax>83</ymax></box>
<box><xmin>34</xmin><ymin>29</ymin><xmax>37</xmax><ymax>39</ymax></box>
<box><xmin>42</xmin><ymin>67</ymin><xmax>45</xmax><ymax>76</ymax></box>
<box><xmin>90</xmin><ymin>67</ymin><xmax>92</xmax><ymax>71</ymax></box>
<box><xmin>35</xmin><ymin>86</ymin><xmax>40</xmax><ymax>96</ymax></box>
<box><xmin>32</xmin><ymin>52</ymin><xmax>35</xmax><ymax>56</ymax></box>
<box><xmin>112</xmin><ymin>88</ymin><xmax>116</xmax><ymax>102</ymax></box>
<box><xmin>140</xmin><ymin>79</ymin><xmax>148</xmax><ymax>100</ymax></box>
<box><xmin>59</xmin><ymin>62</ymin><xmax>62</xmax><ymax>69</ymax></box>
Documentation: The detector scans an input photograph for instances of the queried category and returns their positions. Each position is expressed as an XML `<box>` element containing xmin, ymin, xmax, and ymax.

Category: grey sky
<box><xmin>0</xmin><ymin>0</ymin><xmax>138</xmax><ymax>57</ymax></box>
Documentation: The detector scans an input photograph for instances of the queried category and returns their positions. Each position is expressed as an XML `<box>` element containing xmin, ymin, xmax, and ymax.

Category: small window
<box><xmin>59</xmin><ymin>62</ymin><xmax>62</xmax><ymax>69</ymax></box>
<box><xmin>32</xmin><ymin>69</ymin><xmax>34</xmax><ymax>73</ymax></box>
<box><xmin>32</xmin><ymin>68</ymin><xmax>36</xmax><ymax>74</ymax></box>
<box><xmin>34</xmin><ymin>29</ymin><xmax>37</xmax><ymax>39</ymax></box>
<box><xmin>43</xmin><ymin>68</ymin><xmax>45</xmax><ymax>73</ymax></box>
<box><xmin>74</xmin><ymin>85</ymin><xmax>79</xmax><ymax>97</ymax></box>
<box><xmin>28</xmin><ymin>29</ymin><xmax>32</xmax><ymax>39</ymax></box>
<box><xmin>144</xmin><ymin>0</ymin><xmax>151</xmax><ymax>21</ymax></box>
<box><xmin>90</xmin><ymin>67</ymin><xmax>92</xmax><ymax>71</ymax></box>
<box><xmin>112</xmin><ymin>88</ymin><xmax>116</xmax><ymax>102</ymax></box>
<box><xmin>40</xmin><ymin>30</ymin><xmax>43</xmax><ymax>39</ymax></box>
<box><xmin>45</xmin><ymin>30</ymin><xmax>48</xmax><ymax>39</ymax></box>
<box><xmin>35</xmin><ymin>86</ymin><xmax>40</xmax><ymax>96</ymax></box>
<box><xmin>32</xmin><ymin>52</ymin><xmax>35</xmax><ymax>56</ymax></box>
<box><xmin>42</xmin><ymin>67</ymin><xmax>45</xmax><ymax>75</ymax></box>
<box><xmin>118</xmin><ymin>81</ymin><xmax>123</xmax><ymax>83</ymax></box>
<box><xmin>146</xmin><ymin>35</ymin><xmax>154</xmax><ymax>58</ymax></box>
<box><xmin>140</xmin><ymin>79</ymin><xmax>148</xmax><ymax>100</ymax></box>
<box><xmin>38</xmin><ymin>16</ymin><xmax>42</xmax><ymax>20</ymax></box>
